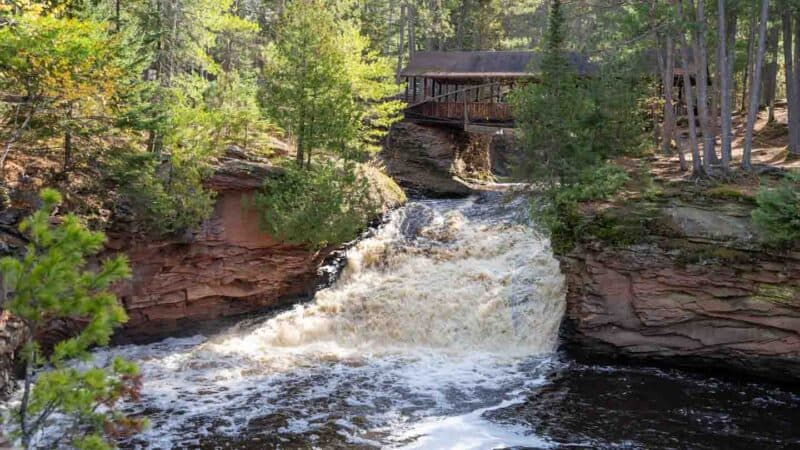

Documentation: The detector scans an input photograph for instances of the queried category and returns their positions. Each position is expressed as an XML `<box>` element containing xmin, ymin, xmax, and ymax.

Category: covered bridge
<box><xmin>400</xmin><ymin>51</ymin><xmax>594</xmax><ymax>130</ymax></box>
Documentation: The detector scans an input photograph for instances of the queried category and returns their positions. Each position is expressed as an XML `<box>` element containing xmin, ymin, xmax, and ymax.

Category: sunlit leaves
<box><xmin>0</xmin><ymin>189</ymin><xmax>141</xmax><ymax>448</ymax></box>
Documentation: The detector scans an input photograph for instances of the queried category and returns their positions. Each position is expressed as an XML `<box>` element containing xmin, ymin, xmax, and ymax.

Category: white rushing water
<box><xmin>39</xmin><ymin>193</ymin><xmax>567</xmax><ymax>448</ymax></box>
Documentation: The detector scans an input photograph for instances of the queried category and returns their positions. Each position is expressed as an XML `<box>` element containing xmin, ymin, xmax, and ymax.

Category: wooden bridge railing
<box><xmin>404</xmin><ymin>81</ymin><xmax>514</xmax><ymax>126</ymax></box>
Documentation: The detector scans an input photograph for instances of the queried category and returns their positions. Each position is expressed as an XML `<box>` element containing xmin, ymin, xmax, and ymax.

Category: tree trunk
<box><xmin>788</xmin><ymin>11</ymin><xmax>800</xmax><ymax>156</ymax></box>
<box><xmin>718</xmin><ymin>0</ymin><xmax>733</xmax><ymax>171</ymax></box>
<box><xmin>790</xmin><ymin>11</ymin><xmax>800</xmax><ymax>157</ymax></box>
<box><xmin>675</xmin><ymin>0</ymin><xmax>703</xmax><ymax>175</ymax></box>
<box><xmin>396</xmin><ymin>3</ymin><xmax>406</xmax><ymax>83</ymax></box>
<box><xmin>63</xmin><ymin>103</ymin><xmax>73</xmax><ymax>172</ymax></box>
<box><xmin>407</xmin><ymin>2</ymin><xmax>416</xmax><ymax>61</ymax></box>
<box><xmin>764</xmin><ymin>22</ymin><xmax>780</xmax><ymax>122</ymax></box>
<box><xmin>658</xmin><ymin>34</ymin><xmax>686</xmax><ymax>170</ymax></box>
<box><xmin>692</xmin><ymin>0</ymin><xmax>716</xmax><ymax>173</ymax></box>
<box><xmin>455</xmin><ymin>0</ymin><xmax>468</xmax><ymax>50</ymax></box>
<box><xmin>742</xmin><ymin>11</ymin><xmax>757</xmax><ymax>112</ymax></box>
<box><xmin>742</xmin><ymin>0</ymin><xmax>770</xmax><ymax>171</ymax></box>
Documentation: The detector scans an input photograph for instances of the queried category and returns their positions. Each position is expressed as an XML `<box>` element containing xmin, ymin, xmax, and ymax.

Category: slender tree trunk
<box><xmin>116</xmin><ymin>0</ymin><xmax>121</xmax><ymax>32</ymax></box>
<box><xmin>407</xmin><ymin>2</ymin><xmax>416</xmax><ymax>62</ymax></box>
<box><xmin>792</xmin><ymin>13</ymin><xmax>800</xmax><ymax>157</ymax></box>
<box><xmin>742</xmin><ymin>12</ymin><xmax>757</xmax><ymax>112</ymax></box>
<box><xmin>742</xmin><ymin>0</ymin><xmax>770</xmax><ymax>170</ymax></box>
<box><xmin>764</xmin><ymin>23</ymin><xmax>780</xmax><ymax>122</ymax></box>
<box><xmin>658</xmin><ymin>34</ymin><xmax>687</xmax><ymax>170</ymax></box>
<box><xmin>675</xmin><ymin>0</ymin><xmax>703</xmax><ymax>175</ymax></box>
<box><xmin>788</xmin><ymin>11</ymin><xmax>800</xmax><ymax>156</ymax></box>
<box><xmin>718</xmin><ymin>0</ymin><xmax>733</xmax><ymax>172</ymax></box>
<box><xmin>396</xmin><ymin>3</ymin><xmax>406</xmax><ymax>83</ymax></box>
<box><xmin>296</xmin><ymin>122</ymin><xmax>305</xmax><ymax>167</ymax></box>
<box><xmin>456</xmin><ymin>0</ymin><xmax>468</xmax><ymax>50</ymax></box>
<box><xmin>692</xmin><ymin>0</ymin><xmax>716</xmax><ymax>173</ymax></box>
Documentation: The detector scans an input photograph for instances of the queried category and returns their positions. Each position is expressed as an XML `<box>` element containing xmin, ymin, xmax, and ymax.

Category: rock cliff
<box><xmin>558</xmin><ymin>196</ymin><xmax>800</xmax><ymax>381</ymax></box>
<box><xmin>105</xmin><ymin>157</ymin><xmax>405</xmax><ymax>342</ymax></box>
<box><xmin>381</xmin><ymin>122</ymin><xmax>494</xmax><ymax>196</ymax></box>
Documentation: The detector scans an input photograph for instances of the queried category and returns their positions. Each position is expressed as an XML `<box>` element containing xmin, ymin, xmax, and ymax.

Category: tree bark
<box><xmin>396</xmin><ymin>2</ymin><xmax>406</xmax><ymax>83</ymax></box>
<box><xmin>742</xmin><ymin>11</ymin><xmax>757</xmax><ymax>112</ymax></box>
<box><xmin>788</xmin><ymin>10</ymin><xmax>800</xmax><ymax>156</ymax></box>
<box><xmin>718</xmin><ymin>0</ymin><xmax>733</xmax><ymax>171</ymax></box>
<box><xmin>691</xmin><ymin>0</ymin><xmax>716</xmax><ymax>172</ymax></box>
<box><xmin>657</xmin><ymin>34</ymin><xmax>687</xmax><ymax>170</ymax></box>
<box><xmin>792</xmin><ymin>12</ymin><xmax>800</xmax><ymax>157</ymax></box>
<box><xmin>407</xmin><ymin>2</ymin><xmax>416</xmax><ymax>61</ymax></box>
<box><xmin>764</xmin><ymin>22</ymin><xmax>780</xmax><ymax>122</ymax></box>
<box><xmin>675</xmin><ymin>0</ymin><xmax>703</xmax><ymax>175</ymax></box>
<box><xmin>742</xmin><ymin>0</ymin><xmax>770</xmax><ymax>171</ymax></box>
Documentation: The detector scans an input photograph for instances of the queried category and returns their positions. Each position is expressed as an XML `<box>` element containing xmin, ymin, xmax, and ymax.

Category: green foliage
<box><xmin>0</xmin><ymin>189</ymin><xmax>143</xmax><ymax>449</ymax></box>
<box><xmin>109</xmin><ymin>149</ymin><xmax>215</xmax><ymax>235</ymax></box>
<box><xmin>752</xmin><ymin>172</ymin><xmax>800</xmax><ymax>247</ymax></box>
<box><xmin>252</xmin><ymin>161</ymin><xmax>380</xmax><ymax>248</ymax></box>
<box><xmin>535</xmin><ymin>164</ymin><xmax>630</xmax><ymax>253</ymax></box>
<box><xmin>554</xmin><ymin>164</ymin><xmax>629</xmax><ymax>204</ymax></box>
<box><xmin>511</xmin><ymin>0</ymin><xmax>607</xmax><ymax>189</ymax></box>
<box><xmin>0</xmin><ymin>8</ymin><xmax>132</xmax><ymax>169</ymax></box>
<box><xmin>261</xmin><ymin>0</ymin><xmax>401</xmax><ymax>167</ymax></box>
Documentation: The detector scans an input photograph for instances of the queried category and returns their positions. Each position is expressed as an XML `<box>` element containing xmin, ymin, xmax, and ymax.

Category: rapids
<box><xmin>10</xmin><ymin>192</ymin><xmax>800</xmax><ymax>449</ymax></box>
<box><xmin>91</xmin><ymin>192</ymin><xmax>564</xmax><ymax>448</ymax></box>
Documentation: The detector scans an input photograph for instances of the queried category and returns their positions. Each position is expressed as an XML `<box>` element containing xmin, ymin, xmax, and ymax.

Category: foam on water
<box><xmin>19</xmin><ymin>193</ymin><xmax>568</xmax><ymax>448</ymax></box>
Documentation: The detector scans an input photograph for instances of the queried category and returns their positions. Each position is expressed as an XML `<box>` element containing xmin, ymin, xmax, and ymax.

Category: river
<box><xmin>32</xmin><ymin>193</ymin><xmax>800</xmax><ymax>448</ymax></box>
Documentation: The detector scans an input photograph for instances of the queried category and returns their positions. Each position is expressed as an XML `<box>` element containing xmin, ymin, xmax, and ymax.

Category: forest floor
<box><xmin>647</xmin><ymin>103</ymin><xmax>798</xmax><ymax>188</ymax></box>
<box><xmin>577</xmin><ymin>104</ymin><xmax>798</xmax><ymax>232</ymax></box>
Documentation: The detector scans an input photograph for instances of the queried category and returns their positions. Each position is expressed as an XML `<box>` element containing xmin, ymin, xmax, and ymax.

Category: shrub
<box><xmin>108</xmin><ymin>149</ymin><xmax>215</xmax><ymax>235</ymax></box>
<box><xmin>252</xmin><ymin>161</ymin><xmax>380</xmax><ymax>248</ymax></box>
<box><xmin>536</xmin><ymin>164</ymin><xmax>630</xmax><ymax>253</ymax></box>
<box><xmin>752</xmin><ymin>172</ymin><xmax>800</xmax><ymax>247</ymax></box>
<box><xmin>0</xmin><ymin>189</ymin><xmax>143</xmax><ymax>449</ymax></box>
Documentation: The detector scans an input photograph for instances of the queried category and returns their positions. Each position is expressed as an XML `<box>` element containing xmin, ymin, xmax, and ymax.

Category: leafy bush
<box><xmin>252</xmin><ymin>161</ymin><xmax>380</xmax><ymax>248</ymax></box>
<box><xmin>536</xmin><ymin>164</ymin><xmax>630</xmax><ymax>253</ymax></box>
<box><xmin>109</xmin><ymin>150</ymin><xmax>216</xmax><ymax>235</ymax></box>
<box><xmin>555</xmin><ymin>164</ymin><xmax>629</xmax><ymax>204</ymax></box>
<box><xmin>752</xmin><ymin>172</ymin><xmax>800</xmax><ymax>247</ymax></box>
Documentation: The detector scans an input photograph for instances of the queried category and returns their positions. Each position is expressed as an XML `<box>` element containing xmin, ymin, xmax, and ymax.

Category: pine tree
<box><xmin>0</xmin><ymin>189</ymin><xmax>143</xmax><ymax>449</ymax></box>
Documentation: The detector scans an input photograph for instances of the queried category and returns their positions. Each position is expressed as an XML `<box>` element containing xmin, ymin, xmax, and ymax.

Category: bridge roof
<box><xmin>400</xmin><ymin>51</ymin><xmax>595</xmax><ymax>79</ymax></box>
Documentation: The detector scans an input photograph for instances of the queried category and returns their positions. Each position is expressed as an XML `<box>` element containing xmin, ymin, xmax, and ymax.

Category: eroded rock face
<box><xmin>382</xmin><ymin>122</ymin><xmax>491</xmax><ymax>196</ymax></box>
<box><xmin>559</xmin><ymin>203</ymin><xmax>800</xmax><ymax>381</ymax></box>
<box><xmin>0</xmin><ymin>311</ymin><xmax>26</xmax><ymax>399</ymax></box>
<box><xmin>104</xmin><ymin>156</ymin><xmax>405</xmax><ymax>342</ymax></box>
<box><xmin>108</xmin><ymin>188</ymin><xmax>330</xmax><ymax>342</ymax></box>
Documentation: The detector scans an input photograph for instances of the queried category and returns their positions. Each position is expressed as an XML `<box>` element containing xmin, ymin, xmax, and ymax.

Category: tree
<box><xmin>784</xmin><ymin>1</ymin><xmax>800</xmax><ymax>157</ymax></box>
<box><xmin>673</xmin><ymin>0</ymin><xmax>703</xmax><ymax>175</ymax></box>
<box><xmin>691</xmin><ymin>0</ymin><xmax>717</xmax><ymax>174</ymax></box>
<box><xmin>742</xmin><ymin>0</ymin><xmax>770</xmax><ymax>170</ymax></box>
<box><xmin>718</xmin><ymin>0</ymin><xmax>733</xmax><ymax>171</ymax></box>
<box><xmin>0</xmin><ymin>189</ymin><xmax>142</xmax><ymax>449</ymax></box>
<box><xmin>511</xmin><ymin>0</ymin><xmax>601</xmax><ymax>192</ymax></box>
<box><xmin>262</xmin><ymin>0</ymin><xmax>401</xmax><ymax>168</ymax></box>
<box><xmin>0</xmin><ymin>10</ymin><xmax>129</xmax><ymax>173</ymax></box>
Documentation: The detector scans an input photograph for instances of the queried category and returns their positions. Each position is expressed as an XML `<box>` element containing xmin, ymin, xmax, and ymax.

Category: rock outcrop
<box><xmin>0</xmin><ymin>312</ymin><xmax>26</xmax><ymax>399</ymax></box>
<box><xmin>105</xmin><ymin>157</ymin><xmax>404</xmax><ymax>342</ymax></box>
<box><xmin>381</xmin><ymin>122</ymin><xmax>492</xmax><ymax>196</ymax></box>
<box><xmin>559</xmin><ymin>200</ymin><xmax>800</xmax><ymax>381</ymax></box>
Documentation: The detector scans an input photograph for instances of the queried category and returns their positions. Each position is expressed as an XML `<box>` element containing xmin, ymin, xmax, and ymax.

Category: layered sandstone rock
<box><xmin>559</xmin><ymin>202</ymin><xmax>800</xmax><ymax>381</ymax></box>
<box><xmin>106</xmin><ymin>157</ymin><xmax>404</xmax><ymax>342</ymax></box>
<box><xmin>381</xmin><ymin>122</ymin><xmax>492</xmax><ymax>196</ymax></box>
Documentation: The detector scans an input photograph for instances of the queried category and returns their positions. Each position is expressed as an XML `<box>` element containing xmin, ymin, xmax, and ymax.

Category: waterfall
<box><xmin>26</xmin><ymin>192</ymin><xmax>567</xmax><ymax>449</ymax></box>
